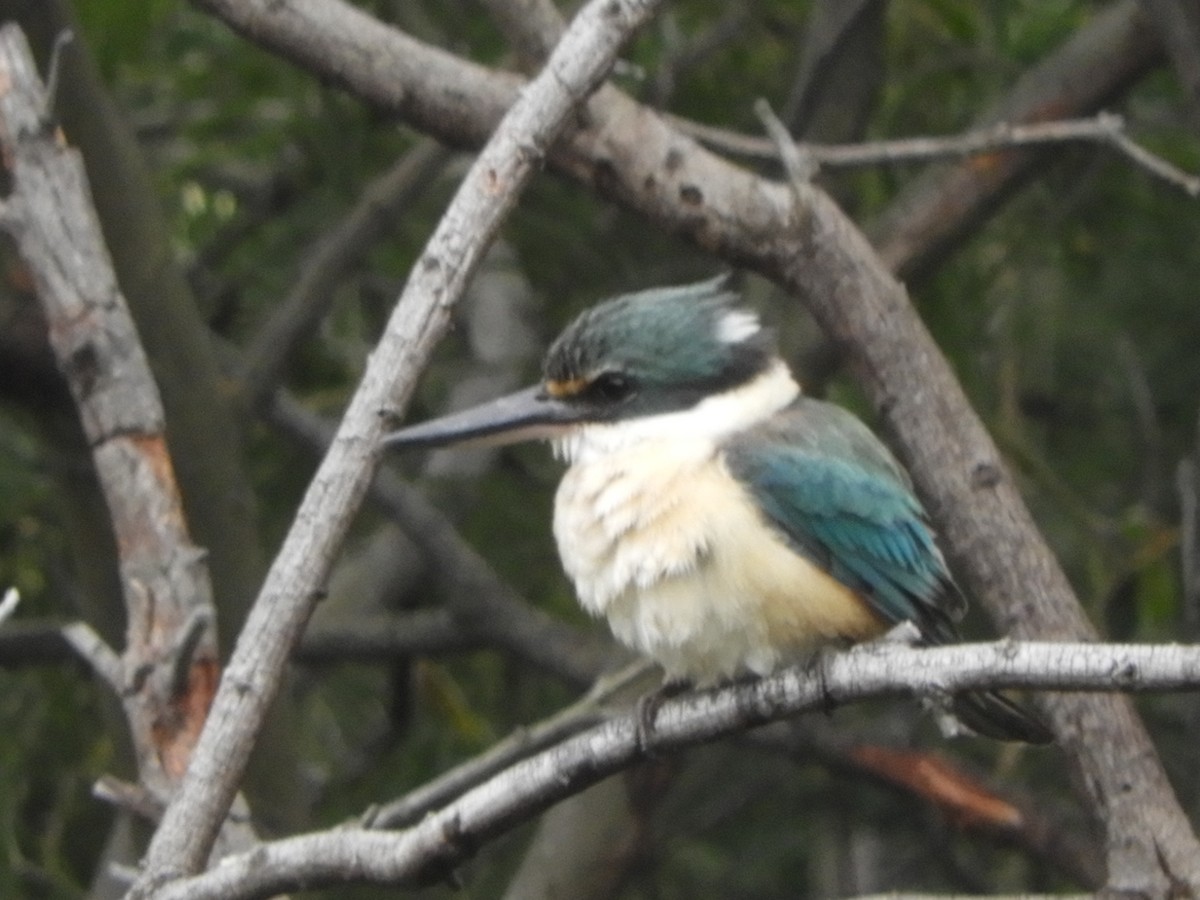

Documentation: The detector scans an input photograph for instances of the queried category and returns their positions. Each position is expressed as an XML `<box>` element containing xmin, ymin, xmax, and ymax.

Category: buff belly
<box><xmin>552</xmin><ymin>438</ymin><xmax>884</xmax><ymax>684</ymax></box>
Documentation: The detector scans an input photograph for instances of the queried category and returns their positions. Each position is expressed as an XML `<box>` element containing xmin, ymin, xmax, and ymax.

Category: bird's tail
<box><xmin>917</xmin><ymin>603</ymin><xmax>1053</xmax><ymax>744</ymax></box>
<box><xmin>950</xmin><ymin>689</ymin><xmax>1053</xmax><ymax>744</ymax></box>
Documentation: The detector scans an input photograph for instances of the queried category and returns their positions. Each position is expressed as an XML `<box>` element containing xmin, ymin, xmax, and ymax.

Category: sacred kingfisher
<box><xmin>384</xmin><ymin>277</ymin><xmax>1050</xmax><ymax>743</ymax></box>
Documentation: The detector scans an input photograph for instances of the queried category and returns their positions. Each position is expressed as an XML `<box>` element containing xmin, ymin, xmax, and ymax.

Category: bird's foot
<box><xmin>793</xmin><ymin>647</ymin><xmax>839</xmax><ymax>717</ymax></box>
<box><xmin>634</xmin><ymin>678</ymin><xmax>691</xmax><ymax>754</ymax></box>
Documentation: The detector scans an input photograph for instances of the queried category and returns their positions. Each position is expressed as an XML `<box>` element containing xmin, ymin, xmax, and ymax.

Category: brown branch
<box><xmin>0</xmin><ymin>23</ymin><xmax>220</xmax><ymax>801</ymax></box>
<box><xmin>750</xmin><ymin>720</ymin><xmax>1103</xmax><ymax>887</ymax></box>
<box><xmin>134</xmin><ymin>0</ymin><xmax>666</xmax><ymax>888</ymax></box>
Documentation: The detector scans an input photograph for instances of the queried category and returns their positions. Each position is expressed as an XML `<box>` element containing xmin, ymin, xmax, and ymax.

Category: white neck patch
<box><xmin>552</xmin><ymin>359</ymin><xmax>799</xmax><ymax>464</ymax></box>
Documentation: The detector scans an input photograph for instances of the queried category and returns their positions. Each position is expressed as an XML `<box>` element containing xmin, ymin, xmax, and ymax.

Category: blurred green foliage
<box><xmin>1</xmin><ymin>0</ymin><xmax>1199</xmax><ymax>896</ymax></box>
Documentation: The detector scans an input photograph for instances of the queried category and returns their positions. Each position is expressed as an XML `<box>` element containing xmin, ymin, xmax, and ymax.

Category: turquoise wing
<box><xmin>724</xmin><ymin>397</ymin><xmax>963</xmax><ymax>637</ymax></box>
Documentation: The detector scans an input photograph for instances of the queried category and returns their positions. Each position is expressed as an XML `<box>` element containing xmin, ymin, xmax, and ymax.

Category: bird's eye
<box><xmin>588</xmin><ymin>372</ymin><xmax>634</xmax><ymax>403</ymax></box>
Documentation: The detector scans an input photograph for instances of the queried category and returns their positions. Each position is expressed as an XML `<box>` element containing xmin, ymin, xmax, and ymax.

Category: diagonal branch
<box><xmin>134</xmin><ymin>0</ymin><xmax>666</xmax><ymax>888</ymax></box>
<box><xmin>237</xmin><ymin>138</ymin><xmax>453</xmax><ymax>410</ymax></box>
<box><xmin>152</xmin><ymin>639</ymin><xmax>1200</xmax><ymax>900</ymax></box>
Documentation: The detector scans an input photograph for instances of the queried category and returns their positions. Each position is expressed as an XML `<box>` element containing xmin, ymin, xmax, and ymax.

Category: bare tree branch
<box><xmin>0</xmin><ymin>23</ymin><xmax>221</xmax><ymax>800</ymax></box>
<box><xmin>869</xmin><ymin>0</ymin><xmax>1161</xmax><ymax>281</ymax></box>
<box><xmin>151</xmin><ymin>639</ymin><xmax>1200</xmax><ymax>900</ymax></box>
<box><xmin>676</xmin><ymin>112</ymin><xmax>1200</xmax><ymax>195</ymax></box>
<box><xmin>60</xmin><ymin>621</ymin><xmax>123</xmax><ymax>691</ymax></box>
<box><xmin>134</xmin><ymin>0</ymin><xmax>666</xmax><ymax>887</ymax></box>
<box><xmin>367</xmin><ymin>662</ymin><xmax>652</xmax><ymax>829</ymax></box>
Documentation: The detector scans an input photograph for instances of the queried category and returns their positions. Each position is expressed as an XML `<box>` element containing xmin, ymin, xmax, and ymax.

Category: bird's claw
<box><xmin>634</xmin><ymin>679</ymin><xmax>690</xmax><ymax>754</ymax></box>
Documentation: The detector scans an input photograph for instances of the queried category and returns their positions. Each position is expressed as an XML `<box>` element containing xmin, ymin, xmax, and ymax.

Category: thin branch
<box><xmin>753</xmin><ymin>97</ymin><xmax>817</xmax><ymax>231</ymax></box>
<box><xmin>152</xmin><ymin>639</ymin><xmax>1200</xmax><ymax>900</ymax></box>
<box><xmin>135</xmin><ymin>0</ymin><xmax>666</xmax><ymax>887</ymax></box>
<box><xmin>869</xmin><ymin>1</ymin><xmax>1162</xmax><ymax>281</ymax></box>
<box><xmin>676</xmin><ymin>112</ymin><xmax>1200</xmax><ymax>195</ymax></box>
<box><xmin>41</xmin><ymin>28</ymin><xmax>73</xmax><ymax>119</ymax></box>
<box><xmin>296</xmin><ymin>609</ymin><xmax>479</xmax><ymax>663</ymax></box>
<box><xmin>237</xmin><ymin>138</ymin><xmax>453</xmax><ymax>410</ymax></box>
<box><xmin>93</xmin><ymin>775</ymin><xmax>165</xmax><ymax>825</ymax></box>
<box><xmin>367</xmin><ymin>661</ymin><xmax>654</xmax><ymax>829</ymax></box>
<box><xmin>60</xmin><ymin>621</ymin><xmax>124</xmax><ymax>691</ymax></box>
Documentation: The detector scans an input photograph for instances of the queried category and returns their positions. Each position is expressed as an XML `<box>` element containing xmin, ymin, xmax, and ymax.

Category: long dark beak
<box><xmin>382</xmin><ymin>385</ymin><xmax>585</xmax><ymax>450</ymax></box>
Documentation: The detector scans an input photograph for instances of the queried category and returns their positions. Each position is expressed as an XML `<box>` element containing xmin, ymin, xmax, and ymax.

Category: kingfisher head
<box><xmin>383</xmin><ymin>276</ymin><xmax>798</xmax><ymax>458</ymax></box>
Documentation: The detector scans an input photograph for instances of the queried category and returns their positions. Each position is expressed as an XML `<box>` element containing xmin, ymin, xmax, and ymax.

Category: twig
<box><xmin>166</xmin><ymin>607</ymin><xmax>215</xmax><ymax>701</ymax></box>
<box><xmin>94</xmin><ymin>774</ymin><xmax>166</xmax><ymax>825</ymax></box>
<box><xmin>678</xmin><ymin>111</ymin><xmax>1200</xmax><ymax>196</ymax></box>
<box><xmin>135</xmin><ymin>0</ymin><xmax>666</xmax><ymax>887</ymax></box>
<box><xmin>752</xmin><ymin>97</ymin><xmax>818</xmax><ymax>182</ymax></box>
<box><xmin>753</xmin><ymin>97</ymin><xmax>817</xmax><ymax>223</ymax></box>
<box><xmin>61</xmin><ymin>621</ymin><xmax>124</xmax><ymax>691</ymax></box>
<box><xmin>367</xmin><ymin>661</ymin><xmax>654</xmax><ymax>828</ymax></box>
<box><xmin>151</xmin><ymin>639</ymin><xmax>1200</xmax><ymax>900</ymax></box>
<box><xmin>41</xmin><ymin>28</ymin><xmax>73</xmax><ymax>120</ymax></box>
